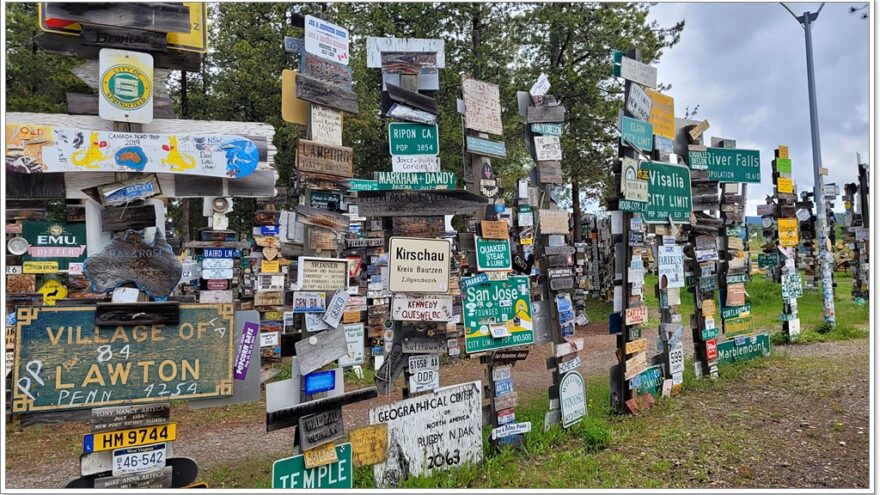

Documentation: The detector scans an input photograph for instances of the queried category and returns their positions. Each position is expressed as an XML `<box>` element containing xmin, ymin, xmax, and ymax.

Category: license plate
<box><xmin>84</xmin><ymin>423</ymin><xmax>177</xmax><ymax>453</ymax></box>
<box><xmin>112</xmin><ymin>443</ymin><xmax>167</xmax><ymax>476</ymax></box>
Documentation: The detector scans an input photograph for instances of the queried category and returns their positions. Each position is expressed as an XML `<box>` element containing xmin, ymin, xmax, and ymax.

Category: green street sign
<box><xmin>721</xmin><ymin>303</ymin><xmax>751</xmax><ymax>320</ymax></box>
<box><xmin>724</xmin><ymin>315</ymin><xmax>752</xmax><ymax>336</ymax></box>
<box><xmin>687</xmin><ymin>147</ymin><xmax>760</xmax><ymax>183</ymax></box>
<box><xmin>628</xmin><ymin>364</ymin><xmax>662</xmax><ymax>398</ymax></box>
<box><xmin>463</xmin><ymin>276</ymin><xmax>533</xmax><ymax>353</ymax></box>
<box><xmin>531</xmin><ymin>123</ymin><xmax>563</xmax><ymax>136</ymax></box>
<box><xmin>465</xmin><ymin>136</ymin><xmax>507</xmax><ymax>158</ymax></box>
<box><xmin>726</xmin><ymin>273</ymin><xmax>748</xmax><ymax>284</ymax></box>
<box><xmin>775</xmin><ymin>158</ymin><xmax>792</xmax><ymax>174</ymax></box>
<box><xmin>475</xmin><ymin>237</ymin><xmax>511</xmax><ymax>271</ymax></box>
<box><xmin>717</xmin><ymin>333</ymin><xmax>771</xmax><ymax>366</ymax></box>
<box><xmin>620</xmin><ymin>116</ymin><xmax>653</xmax><ymax>151</ymax></box>
<box><xmin>388</xmin><ymin>123</ymin><xmax>439</xmax><ymax>156</ymax></box>
<box><xmin>757</xmin><ymin>253</ymin><xmax>779</xmax><ymax>268</ymax></box>
<box><xmin>375</xmin><ymin>171</ymin><xmax>456</xmax><ymax>190</ymax></box>
<box><xmin>701</xmin><ymin>327</ymin><xmax>719</xmax><ymax>340</ymax></box>
<box><xmin>642</xmin><ymin>161</ymin><xmax>692</xmax><ymax>224</ymax></box>
<box><xmin>272</xmin><ymin>443</ymin><xmax>352</xmax><ymax>489</ymax></box>
<box><xmin>348</xmin><ymin>179</ymin><xmax>378</xmax><ymax>192</ymax></box>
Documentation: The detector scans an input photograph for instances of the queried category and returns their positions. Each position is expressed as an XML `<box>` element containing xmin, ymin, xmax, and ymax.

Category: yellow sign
<box><xmin>87</xmin><ymin>423</ymin><xmax>177</xmax><ymax>452</ymax></box>
<box><xmin>777</xmin><ymin>177</ymin><xmax>793</xmax><ymax>194</ymax></box>
<box><xmin>281</xmin><ymin>70</ymin><xmax>309</xmax><ymax>125</ymax></box>
<box><xmin>778</xmin><ymin>218</ymin><xmax>799</xmax><ymax>247</ymax></box>
<box><xmin>261</xmin><ymin>260</ymin><xmax>280</xmax><ymax>273</ymax></box>
<box><xmin>646</xmin><ymin>89</ymin><xmax>675</xmax><ymax>139</ymax></box>
<box><xmin>778</xmin><ymin>146</ymin><xmax>789</xmax><ymax>159</ymax></box>
<box><xmin>38</xmin><ymin>2</ymin><xmax>208</xmax><ymax>53</ymax></box>
<box><xmin>38</xmin><ymin>279</ymin><xmax>67</xmax><ymax>306</ymax></box>
<box><xmin>701</xmin><ymin>299</ymin><xmax>715</xmax><ymax>318</ymax></box>
<box><xmin>23</xmin><ymin>261</ymin><xmax>58</xmax><ymax>274</ymax></box>
<box><xmin>303</xmin><ymin>442</ymin><xmax>339</xmax><ymax>469</ymax></box>
<box><xmin>349</xmin><ymin>424</ymin><xmax>388</xmax><ymax>467</ymax></box>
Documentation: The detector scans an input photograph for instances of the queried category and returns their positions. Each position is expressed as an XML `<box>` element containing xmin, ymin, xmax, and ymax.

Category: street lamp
<box><xmin>780</xmin><ymin>2</ymin><xmax>836</xmax><ymax>326</ymax></box>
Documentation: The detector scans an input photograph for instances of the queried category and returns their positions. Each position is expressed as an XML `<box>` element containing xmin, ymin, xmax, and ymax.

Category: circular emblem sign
<box><xmin>101</xmin><ymin>64</ymin><xmax>152</xmax><ymax>110</ymax></box>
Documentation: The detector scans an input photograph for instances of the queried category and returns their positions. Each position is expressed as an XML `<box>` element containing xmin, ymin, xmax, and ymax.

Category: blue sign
<box><xmin>620</xmin><ymin>116</ymin><xmax>653</xmax><ymax>151</ymax></box>
<box><xmin>303</xmin><ymin>370</ymin><xmax>336</xmax><ymax>395</ymax></box>
<box><xmin>466</xmin><ymin>136</ymin><xmax>507</xmax><ymax>158</ymax></box>
<box><xmin>260</xmin><ymin>225</ymin><xmax>280</xmax><ymax>236</ymax></box>
<box><xmin>495</xmin><ymin>378</ymin><xmax>514</xmax><ymax>397</ymax></box>
<box><xmin>460</xmin><ymin>273</ymin><xmax>489</xmax><ymax>290</ymax></box>
<box><xmin>203</xmin><ymin>248</ymin><xmax>240</xmax><ymax>258</ymax></box>
<box><xmin>83</xmin><ymin>433</ymin><xmax>95</xmax><ymax>453</ymax></box>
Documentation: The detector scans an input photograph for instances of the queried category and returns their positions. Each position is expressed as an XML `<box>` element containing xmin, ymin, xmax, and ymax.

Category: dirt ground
<box><xmin>3</xmin><ymin>326</ymin><xmax>870</xmax><ymax>489</ymax></box>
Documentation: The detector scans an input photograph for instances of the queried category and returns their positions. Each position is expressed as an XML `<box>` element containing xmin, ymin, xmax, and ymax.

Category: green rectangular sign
<box><xmin>463</xmin><ymin>276</ymin><xmax>533</xmax><ymax>353</ymax></box>
<box><xmin>465</xmin><ymin>135</ymin><xmax>507</xmax><ymax>158</ymax></box>
<box><xmin>12</xmin><ymin>304</ymin><xmax>234</xmax><ymax>414</ymax></box>
<box><xmin>620</xmin><ymin>116</ymin><xmax>653</xmax><ymax>151</ymax></box>
<box><xmin>724</xmin><ymin>315</ymin><xmax>752</xmax><ymax>336</ymax></box>
<box><xmin>388</xmin><ymin>123</ymin><xmax>439</xmax><ymax>156</ymax></box>
<box><xmin>701</xmin><ymin>327</ymin><xmax>719</xmax><ymax>340</ymax></box>
<box><xmin>628</xmin><ymin>364</ymin><xmax>662</xmax><ymax>398</ymax></box>
<box><xmin>475</xmin><ymin>237</ymin><xmax>511</xmax><ymax>271</ymax></box>
<box><xmin>375</xmin><ymin>171</ymin><xmax>456</xmax><ymax>190</ymax></box>
<box><xmin>775</xmin><ymin>158</ymin><xmax>792</xmax><ymax>174</ymax></box>
<box><xmin>717</xmin><ymin>333</ymin><xmax>771</xmax><ymax>366</ymax></box>
<box><xmin>721</xmin><ymin>303</ymin><xmax>751</xmax><ymax>320</ymax></box>
<box><xmin>687</xmin><ymin>147</ymin><xmax>761</xmax><ymax>183</ymax></box>
<box><xmin>272</xmin><ymin>443</ymin><xmax>352</xmax><ymax>489</ymax></box>
<box><xmin>530</xmin><ymin>123</ymin><xmax>563</xmax><ymax>136</ymax></box>
<box><xmin>726</xmin><ymin>273</ymin><xmax>749</xmax><ymax>284</ymax></box>
<box><xmin>642</xmin><ymin>161</ymin><xmax>692</xmax><ymax>224</ymax></box>
<box><xmin>757</xmin><ymin>253</ymin><xmax>779</xmax><ymax>268</ymax></box>
<box><xmin>22</xmin><ymin>221</ymin><xmax>88</xmax><ymax>270</ymax></box>
<box><xmin>348</xmin><ymin>179</ymin><xmax>378</xmax><ymax>192</ymax></box>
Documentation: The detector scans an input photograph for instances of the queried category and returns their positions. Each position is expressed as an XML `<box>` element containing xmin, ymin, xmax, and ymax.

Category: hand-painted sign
<box><xmin>304</xmin><ymin>15</ymin><xmax>349</xmax><ymax>65</ymax></box>
<box><xmin>375</xmin><ymin>171</ymin><xmax>455</xmax><ymax>190</ymax></box>
<box><xmin>462</xmin><ymin>77</ymin><xmax>503</xmax><ymax>136</ymax></box>
<box><xmin>463</xmin><ymin>276</ymin><xmax>533</xmax><ymax>353</ymax></box>
<box><xmin>392</xmin><ymin>295</ymin><xmax>453</xmax><ymax>321</ymax></box>
<box><xmin>717</xmin><ymin>333</ymin><xmax>771</xmax><ymax>365</ymax></box>
<box><xmin>273</xmin><ymin>443</ymin><xmax>352</xmax><ymax>488</ymax></box>
<box><xmin>642</xmin><ymin>161</ymin><xmax>692</xmax><ymax>224</ymax></box>
<box><xmin>387</xmin><ymin>237</ymin><xmax>450</xmax><ymax>293</ymax></box>
<box><xmin>370</xmin><ymin>381</ymin><xmax>482</xmax><ymax>487</ymax></box>
<box><xmin>687</xmin><ymin>147</ymin><xmax>760</xmax><ymax>183</ymax></box>
<box><xmin>22</xmin><ymin>221</ymin><xmax>87</xmax><ymax>270</ymax></box>
<box><xmin>475</xmin><ymin>237</ymin><xmax>512</xmax><ymax>271</ymax></box>
<box><xmin>12</xmin><ymin>304</ymin><xmax>233</xmax><ymax>413</ymax></box>
<box><xmin>391</xmin><ymin>155</ymin><xmax>441</xmax><ymax>173</ymax></box>
<box><xmin>388</xmin><ymin>123</ymin><xmax>439</xmax><ymax>156</ymax></box>
<box><xmin>534</xmin><ymin>136</ymin><xmax>562</xmax><ymax>161</ymax></box>
<box><xmin>296</xmin><ymin>139</ymin><xmax>353</xmax><ymax>178</ymax></box>
<box><xmin>560</xmin><ymin>370</ymin><xmax>586</xmax><ymax>428</ymax></box>
<box><xmin>349</xmin><ymin>424</ymin><xmax>389</xmax><ymax>467</ymax></box>
<box><xmin>5</xmin><ymin>124</ymin><xmax>258</xmax><ymax>178</ymax></box>
<box><xmin>619</xmin><ymin>116</ymin><xmax>653</xmax><ymax>151</ymax></box>
<box><xmin>299</xmin><ymin>407</ymin><xmax>345</xmax><ymax>450</ymax></box>
<box><xmin>297</xmin><ymin>257</ymin><xmax>348</xmax><ymax>291</ymax></box>
<box><xmin>99</xmin><ymin>48</ymin><xmax>153</xmax><ymax>124</ymax></box>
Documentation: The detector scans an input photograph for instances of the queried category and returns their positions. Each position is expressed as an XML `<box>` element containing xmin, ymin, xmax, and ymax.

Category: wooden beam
<box><xmin>386</xmin><ymin>83</ymin><xmax>438</xmax><ymax>115</ymax></box>
<box><xmin>95</xmin><ymin>302</ymin><xmax>180</xmax><ymax>326</ymax></box>
<box><xmin>33</xmin><ymin>33</ymin><xmax>201</xmax><ymax>71</ymax></box>
<box><xmin>266</xmin><ymin>387</ymin><xmax>379</xmax><ymax>432</ymax></box>
<box><xmin>101</xmin><ymin>204</ymin><xmax>157</xmax><ymax>232</ymax></box>
<box><xmin>295</xmin><ymin>73</ymin><xmax>359</xmax><ymax>114</ymax></box>
<box><xmin>67</xmin><ymin>93</ymin><xmax>175</xmax><ymax>119</ymax></box>
<box><xmin>80</xmin><ymin>24</ymin><xmax>168</xmax><ymax>52</ymax></box>
<box><xmin>527</xmin><ymin>105</ymin><xmax>566</xmax><ymax>124</ymax></box>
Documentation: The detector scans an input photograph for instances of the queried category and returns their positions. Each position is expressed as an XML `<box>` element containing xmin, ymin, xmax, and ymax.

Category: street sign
<box><xmin>463</xmin><ymin>276</ymin><xmax>533</xmax><ymax>353</ymax></box>
<box><xmin>388</xmin><ymin>123</ymin><xmax>439</xmax><ymax>156</ymax></box>
<box><xmin>99</xmin><ymin>49</ymin><xmax>153</xmax><ymax>124</ymax></box>
<box><xmin>272</xmin><ymin>443</ymin><xmax>352</xmax><ymax>488</ymax></box>
<box><xmin>687</xmin><ymin>147</ymin><xmax>760</xmax><ymax>183</ymax></box>
<box><xmin>642</xmin><ymin>161</ymin><xmax>692</xmax><ymax>224</ymax></box>
<box><xmin>475</xmin><ymin>237</ymin><xmax>512</xmax><ymax>271</ymax></box>
<box><xmin>38</xmin><ymin>279</ymin><xmax>67</xmax><ymax>305</ymax></box>
<box><xmin>375</xmin><ymin>171</ymin><xmax>455</xmax><ymax>190</ymax></box>
<box><xmin>620</xmin><ymin>116</ymin><xmax>653</xmax><ymax>151</ymax></box>
<box><xmin>465</xmin><ymin>135</ymin><xmax>507</xmax><ymax>158</ymax></box>
<box><xmin>717</xmin><ymin>333</ymin><xmax>771</xmax><ymax>365</ymax></box>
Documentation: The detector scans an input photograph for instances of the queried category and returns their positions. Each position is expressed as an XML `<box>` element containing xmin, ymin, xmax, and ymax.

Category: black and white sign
<box><xmin>407</xmin><ymin>355</ymin><xmax>439</xmax><ymax>393</ymax></box>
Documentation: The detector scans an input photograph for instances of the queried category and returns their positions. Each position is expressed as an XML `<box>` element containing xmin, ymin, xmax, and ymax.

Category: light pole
<box><xmin>780</xmin><ymin>2</ymin><xmax>836</xmax><ymax>326</ymax></box>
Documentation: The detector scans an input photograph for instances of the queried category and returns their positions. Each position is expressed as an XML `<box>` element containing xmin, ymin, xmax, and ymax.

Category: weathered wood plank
<box><xmin>67</xmin><ymin>93</ymin><xmax>175</xmax><ymax>119</ymax></box>
<box><xmin>80</xmin><ymin>24</ymin><xmax>168</xmax><ymax>52</ymax></box>
<box><xmin>386</xmin><ymin>83</ymin><xmax>438</xmax><ymax>115</ymax></box>
<box><xmin>101</xmin><ymin>204</ymin><xmax>157</xmax><ymax>232</ymax></box>
<box><xmin>95</xmin><ymin>302</ymin><xmax>179</xmax><ymax>326</ymax></box>
<box><xmin>380</xmin><ymin>52</ymin><xmax>438</xmax><ymax>74</ymax></box>
<box><xmin>296</xmin><ymin>139</ymin><xmax>353</xmax><ymax>178</ymax></box>
<box><xmin>33</xmin><ymin>33</ymin><xmax>200</xmax><ymax>71</ymax></box>
<box><xmin>527</xmin><ymin>105</ymin><xmax>566</xmax><ymax>124</ymax></box>
<box><xmin>357</xmin><ymin>190</ymin><xmax>488</xmax><ymax>217</ymax></box>
<box><xmin>6</xmin><ymin>173</ymin><xmax>66</xmax><ymax>199</ymax></box>
<box><xmin>295</xmin><ymin>73</ymin><xmax>359</xmax><ymax>114</ymax></box>
<box><xmin>301</xmin><ymin>52</ymin><xmax>352</xmax><ymax>90</ymax></box>
<box><xmin>266</xmin><ymin>387</ymin><xmax>378</xmax><ymax>432</ymax></box>
<box><xmin>42</xmin><ymin>3</ymin><xmax>192</xmax><ymax>33</ymax></box>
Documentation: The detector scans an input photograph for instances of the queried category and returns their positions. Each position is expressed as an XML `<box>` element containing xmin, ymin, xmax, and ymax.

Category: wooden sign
<box><xmin>534</xmin><ymin>135</ymin><xmax>562</xmax><ymax>161</ymax></box>
<box><xmin>726</xmin><ymin>284</ymin><xmax>746</xmax><ymax>307</ymax></box>
<box><xmin>527</xmin><ymin>105</ymin><xmax>565</xmax><ymax>124</ymax></box>
<box><xmin>295</xmin><ymin>73</ymin><xmax>359</xmax><ymax>114</ymax></box>
<box><xmin>94</xmin><ymin>466</ymin><xmax>173</xmax><ymax>489</ymax></box>
<box><xmin>95</xmin><ymin>174</ymin><xmax>162</xmax><ymax>206</ymax></box>
<box><xmin>387</xmin><ymin>237</ymin><xmax>450</xmax><ymax>293</ymax></box>
<box><xmin>296</xmin><ymin>205</ymin><xmax>348</xmax><ymax>231</ymax></box>
<box><xmin>12</xmin><ymin>304</ymin><xmax>233</xmax><ymax>414</ymax></box>
<box><xmin>349</xmin><ymin>424</ymin><xmax>388</xmax><ymax>467</ymax></box>
<box><xmin>303</xmin><ymin>442</ymin><xmax>340</xmax><ymax>469</ymax></box>
<box><xmin>381</xmin><ymin>52</ymin><xmax>438</xmax><ymax>74</ymax></box>
<box><xmin>624</xmin><ymin>338</ymin><xmax>647</xmax><ymax>355</ymax></box>
<box><xmin>385</xmin><ymin>103</ymin><xmax>437</xmax><ymax>125</ymax></box>
<box><xmin>462</xmin><ymin>77</ymin><xmax>502</xmax><ymax>135</ymax></box>
<box><xmin>301</xmin><ymin>52</ymin><xmax>352</xmax><ymax>90</ymax></box>
<box><xmin>401</xmin><ymin>322</ymin><xmax>447</xmax><ymax>354</ymax></box>
<box><xmin>295</xmin><ymin>326</ymin><xmax>350</xmax><ymax>375</ymax></box>
<box><xmin>310</xmin><ymin>105</ymin><xmax>343</xmax><ymax>147</ymax></box>
<box><xmin>299</xmin><ymin>407</ymin><xmax>345</xmax><ymax>450</ymax></box>
<box><xmin>281</xmin><ymin>69</ymin><xmax>309</xmax><ymax>125</ymax></box>
<box><xmin>101</xmin><ymin>204</ymin><xmax>157</xmax><ymax>232</ymax></box>
<box><xmin>6</xmin><ymin>124</ymin><xmax>259</xmax><ymax>178</ymax></box>
<box><xmin>83</xmin><ymin>231</ymin><xmax>181</xmax><ymax>298</ymax></box>
<box><xmin>296</xmin><ymin>139</ymin><xmax>353</xmax><ymax>178</ymax></box>
<box><xmin>688</xmin><ymin>119</ymin><xmax>710</xmax><ymax>141</ymax></box>
<box><xmin>391</xmin><ymin>294</ymin><xmax>453</xmax><ymax>321</ymax></box>
<box><xmin>625</xmin><ymin>305</ymin><xmax>648</xmax><ymax>325</ymax></box>
<box><xmin>369</xmin><ymin>381</ymin><xmax>481</xmax><ymax>487</ymax></box>
<box><xmin>358</xmin><ymin>190</ymin><xmax>487</xmax><ymax>217</ymax></box>
<box><xmin>366</xmin><ymin>37</ymin><xmax>445</xmax><ymax>68</ymax></box>
<box><xmin>480</xmin><ymin>220</ymin><xmax>508</xmax><ymax>239</ymax></box>
<box><xmin>539</xmin><ymin>209</ymin><xmax>570</xmax><ymax>234</ymax></box>
<box><xmin>392</xmin><ymin>216</ymin><xmax>445</xmax><ymax>238</ymax></box>
<box><xmin>297</xmin><ymin>257</ymin><xmax>348</xmax><ymax>291</ymax></box>
<box><xmin>386</xmin><ymin>83</ymin><xmax>438</xmax><ymax>115</ymax></box>
<box><xmin>309</xmin><ymin>228</ymin><xmax>339</xmax><ymax>251</ymax></box>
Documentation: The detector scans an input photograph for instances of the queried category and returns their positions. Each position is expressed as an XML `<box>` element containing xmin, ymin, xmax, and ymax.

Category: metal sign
<box><xmin>475</xmin><ymin>237</ymin><xmax>512</xmax><ymax>271</ymax></box>
<box><xmin>387</xmin><ymin>237</ymin><xmax>450</xmax><ymax>293</ymax></box>
<box><xmin>370</xmin><ymin>381</ymin><xmax>482</xmax><ymax>487</ymax></box>
<box><xmin>338</xmin><ymin>323</ymin><xmax>365</xmax><ymax>367</ymax></box>
<box><xmin>559</xmin><ymin>370</ymin><xmax>586</xmax><ymax>428</ymax></box>
<box><xmin>297</xmin><ymin>257</ymin><xmax>348</xmax><ymax>291</ymax></box>
<box><xmin>646</xmin><ymin>89</ymin><xmax>675</xmax><ymax>139</ymax></box>
<box><xmin>12</xmin><ymin>304</ymin><xmax>233</xmax><ymax>414</ymax></box>
<box><xmin>614</xmin><ymin>52</ymin><xmax>657</xmax><ymax>88</ymax></box>
<box><xmin>273</xmin><ymin>443</ymin><xmax>352</xmax><ymax>488</ymax></box>
<box><xmin>717</xmin><ymin>333</ymin><xmax>771</xmax><ymax>365</ymax></box>
<box><xmin>465</xmin><ymin>135</ymin><xmax>507</xmax><ymax>158</ymax></box>
<box><xmin>687</xmin><ymin>147</ymin><xmax>760</xmax><ymax>183</ymax></box>
<box><xmin>619</xmin><ymin>116</ymin><xmax>653</xmax><ymax>151</ymax></box>
<box><xmin>376</xmin><ymin>171</ymin><xmax>455</xmax><ymax>190</ymax></box>
<box><xmin>84</xmin><ymin>423</ymin><xmax>176</xmax><ymax>453</ymax></box>
<box><xmin>407</xmin><ymin>354</ymin><xmax>439</xmax><ymax>393</ymax></box>
<box><xmin>388</xmin><ymin>123</ymin><xmax>439</xmax><ymax>156</ymax></box>
<box><xmin>99</xmin><ymin>48</ymin><xmax>153</xmax><ymax>124</ymax></box>
<box><xmin>642</xmin><ymin>161</ymin><xmax>692</xmax><ymax>224</ymax></box>
<box><xmin>625</xmin><ymin>83</ymin><xmax>653</xmax><ymax>122</ymax></box>
<box><xmin>82</xmin><ymin>231</ymin><xmax>182</xmax><ymax>298</ymax></box>
<box><xmin>463</xmin><ymin>276</ymin><xmax>533</xmax><ymax>353</ymax></box>
<box><xmin>21</xmin><ymin>221</ymin><xmax>86</xmax><ymax>270</ymax></box>
<box><xmin>304</xmin><ymin>15</ymin><xmax>349</xmax><ymax>65</ymax></box>
<box><xmin>349</xmin><ymin>424</ymin><xmax>389</xmax><ymax>467</ymax></box>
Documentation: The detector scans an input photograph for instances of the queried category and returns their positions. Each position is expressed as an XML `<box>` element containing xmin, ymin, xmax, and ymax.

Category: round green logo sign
<box><xmin>101</xmin><ymin>65</ymin><xmax>151</xmax><ymax>110</ymax></box>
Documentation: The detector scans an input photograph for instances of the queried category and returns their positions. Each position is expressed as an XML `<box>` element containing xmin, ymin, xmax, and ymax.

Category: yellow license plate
<box><xmin>84</xmin><ymin>423</ymin><xmax>177</xmax><ymax>453</ymax></box>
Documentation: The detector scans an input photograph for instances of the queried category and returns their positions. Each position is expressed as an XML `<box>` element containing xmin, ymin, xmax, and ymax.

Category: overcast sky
<box><xmin>586</xmin><ymin>2</ymin><xmax>870</xmax><ymax>216</ymax></box>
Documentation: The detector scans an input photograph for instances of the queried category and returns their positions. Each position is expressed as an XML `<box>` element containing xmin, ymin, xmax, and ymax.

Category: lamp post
<box><xmin>780</xmin><ymin>2</ymin><xmax>836</xmax><ymax>326</ymax></box>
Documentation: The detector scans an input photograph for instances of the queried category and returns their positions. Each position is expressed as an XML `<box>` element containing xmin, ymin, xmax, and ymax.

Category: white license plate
<box><xmin>112</xmin><ymin>443</ymin><xmax>167</xmax><ymax>476</ymax></box>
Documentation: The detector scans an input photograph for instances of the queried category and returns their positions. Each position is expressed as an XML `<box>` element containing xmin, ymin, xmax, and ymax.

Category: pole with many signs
<box><xmin>771</xmin><ymin>146</ymin><xmax>804</xmax><ymax>340</ymax></box>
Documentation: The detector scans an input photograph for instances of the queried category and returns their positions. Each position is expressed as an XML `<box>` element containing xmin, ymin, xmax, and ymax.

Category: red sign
<box><xmin>207</xmin><ymin>279</ymin><xmax>229</xmax><ymax>290</ymax></box>
<box><xmin>705</xmin><ymin>339</ymin><xmax>718</xmax><ymax>361</ymax></box>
